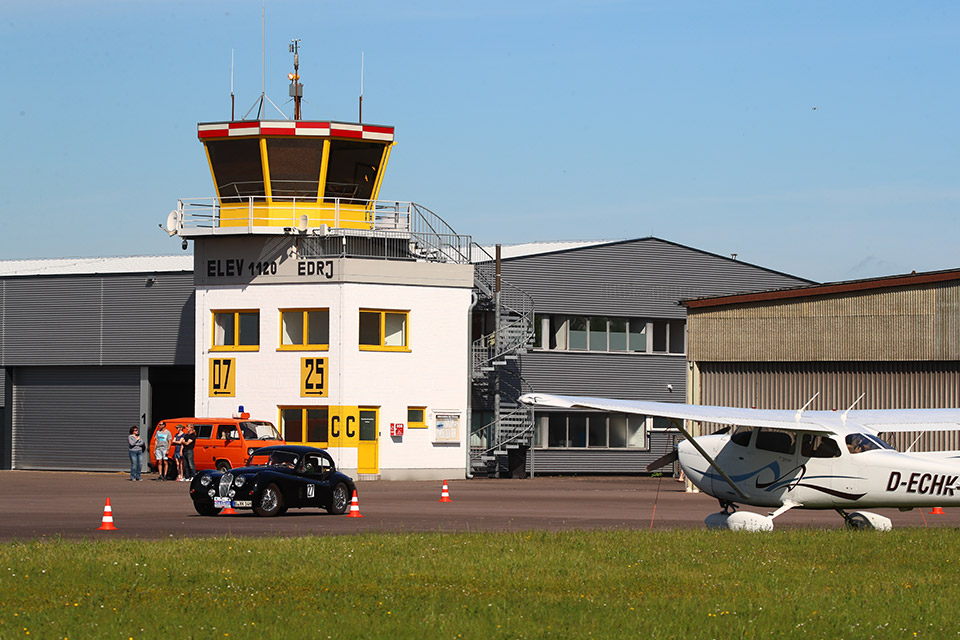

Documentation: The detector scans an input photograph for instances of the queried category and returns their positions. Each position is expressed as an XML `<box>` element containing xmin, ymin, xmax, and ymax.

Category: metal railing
<box><xmin>173</xmin><ymin>196</ymin><xmax>473</xmax><ymax>264</ymax></box>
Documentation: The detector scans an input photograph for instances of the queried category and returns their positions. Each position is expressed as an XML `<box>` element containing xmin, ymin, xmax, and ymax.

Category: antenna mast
<box><xmin>288</xmin><ymin>39</ymin><xmax>303</xmax><ymax>120</ymax></box>
<box><xmin>359</xmin><ymin>51</ymin><xmax>364</xmax><ymax>123</ymax></box>
<box><xmin>230</xmin><ymin>48</ymin><xmax>235</xmax><ymax>120</ymax></box>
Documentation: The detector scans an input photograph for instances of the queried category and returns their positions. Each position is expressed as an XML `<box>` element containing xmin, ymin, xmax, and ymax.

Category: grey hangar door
<box><xmin>12</xmin><ymin>366</ymin><xmax>140</xmax><ymax>471</ymax></box>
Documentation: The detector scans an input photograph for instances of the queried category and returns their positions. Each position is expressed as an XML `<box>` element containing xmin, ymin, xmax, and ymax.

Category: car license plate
<box><xmin>214</xmin><ymin>497</ymin><xmax>231</xmax><ymax>508</ymax></box>
<box><xmin>234</xmin><ymin>500</ymin><xmax>252</xmax><ymax>508</ymax></box>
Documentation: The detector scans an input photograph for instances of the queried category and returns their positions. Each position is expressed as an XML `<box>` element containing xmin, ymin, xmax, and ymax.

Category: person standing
<box><xmin>128</xmin><ymin>426</ymin><xmax>145</xmax><ymax>481</ymax></box>
<box><xmin>153</xmin><ymin>423</ymin><xmax>172</xmax><ymax>481</ymax></box>
<box><xmin>182</xmin><ymin>424</ymin><xmax>197</xmax><ymax>480</ymax></box>
<box><xmin>172</xmin><ymin>424</ymin><xmax>186</xmax><ymax>481</ymax></box>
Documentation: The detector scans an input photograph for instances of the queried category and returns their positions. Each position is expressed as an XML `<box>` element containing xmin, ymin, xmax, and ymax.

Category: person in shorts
<box><xmin>172</xmin><ymin>424</ymin><xmax>186</xmax><ymax>481</ymax></box>
<box><xmin>153</xmin><ymin>423</ymin><xmax>172</xmax><ymax>481</ymax></box>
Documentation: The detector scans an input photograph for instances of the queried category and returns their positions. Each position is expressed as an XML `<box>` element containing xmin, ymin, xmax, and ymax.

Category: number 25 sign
<box><xmin>301</xmin><ymin>357</ymin><xmax>328</xmax><ymax>397</ymax></box>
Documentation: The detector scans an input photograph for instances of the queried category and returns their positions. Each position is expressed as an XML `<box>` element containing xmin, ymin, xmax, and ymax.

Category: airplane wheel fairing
<box><xmin>845</xmin><ymin>511</ymin><xmax>892</xmax><ymax>531</ymax></box>
<box><xmin>726</xmin><ymin>511</ymin><xmax>774</xmax><ymax>531</ymax></box>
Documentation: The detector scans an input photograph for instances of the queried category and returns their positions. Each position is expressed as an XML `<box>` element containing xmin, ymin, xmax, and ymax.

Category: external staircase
<box><xmin>469</xmin><ymin>245</ymin><xmax>537</xmax><ymax>477</ymax></box>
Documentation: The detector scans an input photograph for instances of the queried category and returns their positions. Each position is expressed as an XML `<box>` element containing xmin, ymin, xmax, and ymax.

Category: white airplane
<box><xmin>519</xmin><ymin>392</ymin><xmax>960</xmax><ymax>531</ymax></box>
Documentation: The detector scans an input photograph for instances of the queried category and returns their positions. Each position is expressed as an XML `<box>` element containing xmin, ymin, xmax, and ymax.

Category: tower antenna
<box><xmin>230</xmin><ymin>48</ymin><xmax>235</xmax><ymax>120</ymax></box>
<box><xmin>289</xmin><ymin>39</ymin><xmax>303</xmax><ymax>120</ymax></box>
<box><xmin>359</xmin><ymin>51</ymin><xmax>364</xmax><ymax>123</ymax></box>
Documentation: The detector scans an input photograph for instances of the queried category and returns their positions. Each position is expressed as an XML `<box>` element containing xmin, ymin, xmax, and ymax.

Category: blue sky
<box><xmin>2</xmin><ymin>1</ymin><xmax>958</xmax><ymax>282</ymax></box>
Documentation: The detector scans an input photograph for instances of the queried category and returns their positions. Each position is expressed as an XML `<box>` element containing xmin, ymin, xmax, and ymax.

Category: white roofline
<box><xmin>0</xmin><ymin>255</ymin><xmax>194</xmax><ymax>277</ymax></box>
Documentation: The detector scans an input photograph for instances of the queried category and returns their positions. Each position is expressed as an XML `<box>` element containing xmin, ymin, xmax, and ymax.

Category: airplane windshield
<box><xmin>845</xmin><ymin>433</ymin><xmax>889</xmax><ymax>454</ymax></box>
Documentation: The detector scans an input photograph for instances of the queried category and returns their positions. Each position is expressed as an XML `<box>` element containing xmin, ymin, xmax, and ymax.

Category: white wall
<box><xmin>194</xmin><ymin>276</ymin><xmax>471</xmax><ymax>479</ymax></box>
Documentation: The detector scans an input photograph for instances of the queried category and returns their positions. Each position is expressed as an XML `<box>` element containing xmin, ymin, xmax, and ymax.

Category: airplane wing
<box><xmin>517</xmin><ymin>393</ymin><xmax>839</xmax><ymax>434</ymax></box>
<box><xmin>837</xmin><ymin>408</ymin><xmax>960</xmax><ymax>432</ymax></box>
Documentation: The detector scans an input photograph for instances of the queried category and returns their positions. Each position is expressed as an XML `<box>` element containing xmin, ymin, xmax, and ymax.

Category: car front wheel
<box><xmin>193</xmin><ymin>501</ymin><xmax>222</xmax><ymax>517</ymax></box>
<box><xmin>328</xmin><ymin>483</ymin><xmax>349</xmax><ymax>515</ymax></box>
<box><xmin>215</xmin><ymin>460</ymin><xmax>231</xmax><ymax>472</ymax></box>
<box><xmin>254</xmin><ymin>483</ymin><xmax>284</xmax><ymax>517</ymax></box>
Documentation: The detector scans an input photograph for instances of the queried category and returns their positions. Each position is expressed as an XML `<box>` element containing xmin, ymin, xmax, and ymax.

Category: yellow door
<box><xmin>358</xmin><ymin>407</ymin><xmax>379</xmax><ymax>474</ymax></box>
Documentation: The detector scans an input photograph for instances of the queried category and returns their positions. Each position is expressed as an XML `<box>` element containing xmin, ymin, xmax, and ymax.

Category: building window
<box><xmin>280</xmin><ymin>309</ymin><xmax>330</xmax><ymax>349</ymax></box>
<box><xmin>407</xmin><ymin>407</ymin><xmax>427</xmax><ymax>428</ymax></box>
<box><xmin>212</xmin><ymin>311</ymin><xmax>260</xmax><ymax>350</ymax></box>
<box><xmin>532</xmin><ymin>315</ymin><xmax>682</xmax><ymax>355</ymax></box>
<box><xmin>280</xmin><ymin>407</ymin><xmax>329</xmax><ymax>445</ymax></box>
<box><xmin>539</xmin><ymin>412</ymin><xmax>646</xmax><ymax>449</ymax></box>
<box><xmin>359</xmin><ymin>309</ymin><xmax>409</xmax><ymax>351</ymax></box>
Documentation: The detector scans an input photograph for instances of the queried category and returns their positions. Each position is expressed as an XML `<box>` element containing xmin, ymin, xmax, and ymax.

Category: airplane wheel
<box><xmin>844</xmin><ymin>513</ymin><xmax>872</xmax><ymax>530</ymax></box>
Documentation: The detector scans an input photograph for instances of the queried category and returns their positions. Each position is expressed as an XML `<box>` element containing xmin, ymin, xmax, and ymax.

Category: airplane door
<box><xmin>738</xmin><ymin>428</ymin><xmax>802</xmax><ymax>507</ymax></box>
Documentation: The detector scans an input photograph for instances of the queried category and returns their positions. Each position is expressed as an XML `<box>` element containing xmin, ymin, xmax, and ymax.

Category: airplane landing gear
<box><xmin>718</xmin><ymin>500</ymin><xmax>739</xmax><ymax>514</ymax></box>
<box><xmin>837</xmin><ymin>509</ymin><xmax>893</xmax><ymax>531</ymax></box>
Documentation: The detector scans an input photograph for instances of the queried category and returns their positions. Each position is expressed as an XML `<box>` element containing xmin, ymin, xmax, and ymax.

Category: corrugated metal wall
<box><xmin>699</xmin><ymin>361</ymin><xmax>960</xmax><ymax>451</ymax></box>
<box><xmin>0</xmin><ymin>368</ymin><xmax>5</xmax><ymax>407</ymax></box>
<box><xmin>496</xmin><ymin>238</ymin><xmax>811</xmax><ymax>318</ymax></box>
<box><xmin>12</xmin><ymin>366</ymin><xmax>141</xmax><ymax>471</ymax></box>
<box><xmin>688</xmin><ymin>281</ymin><xmax>960</xmax><ymax>362</ymax></box>
<box><xmin>522</xmin><ymin>352</ymin><xmax>687</xmax><ymax>402</ymax></box>
<box><xmin>0</xmin><ymin>273</ymin><xmax>195</xmax><ymax>366</ymax></box>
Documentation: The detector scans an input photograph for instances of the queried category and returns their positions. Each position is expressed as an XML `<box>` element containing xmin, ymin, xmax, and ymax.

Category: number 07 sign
<box><xmin>300</xmin><ymin>357</ymin><xmax>328</xmax><ymax>397</ymax></box>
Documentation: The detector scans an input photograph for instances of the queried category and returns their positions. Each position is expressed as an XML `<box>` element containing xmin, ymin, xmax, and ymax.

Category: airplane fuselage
<box><xmin>679</xmin><ymin>433</ymin><xmax>960</xmax><ymax>510</ymax></box>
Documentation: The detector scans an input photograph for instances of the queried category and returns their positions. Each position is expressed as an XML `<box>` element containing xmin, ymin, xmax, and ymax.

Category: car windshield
<box><xmin>242</xmin><ymin>421</ymin><xmax>281</xmax><ymax>440</ymax></box>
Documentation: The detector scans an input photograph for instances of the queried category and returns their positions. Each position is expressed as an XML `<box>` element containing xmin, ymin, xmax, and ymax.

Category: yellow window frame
<box><xmin>278</xmin><ymin>308</ymin><xmax>330</xmax><ymax>351</ymax></box>
<box><xmin>278</xmin><ymin>406</ymin><xmax>330</xmax><ymax>446</ymax></box>
<box><xmin>211</xmin><ymin>310</ymin><xmax>260</xmax><ymax>352</ymax></box>
<box><xmin>358</xmin><ymin>308</ymin><xmax>410</xmax><ymax>352</ymax></box>
<box><xmin>407</xmin><ymin>406</ymin><xmax>427</xmax><ymax>429</ymax></box>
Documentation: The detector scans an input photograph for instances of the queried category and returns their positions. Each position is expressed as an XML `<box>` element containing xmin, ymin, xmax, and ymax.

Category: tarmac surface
<box><xmin>2</xmin><ymin>470</ymin><xmax>958</xmax><ymax>541</ymax></box>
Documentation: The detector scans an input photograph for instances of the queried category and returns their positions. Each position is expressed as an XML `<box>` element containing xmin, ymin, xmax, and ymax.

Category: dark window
<box><xmin>755</xmin><ymin>428</ymin><xmax>796</xmax><ymax>455</ymax></box>
<box><xmin>195</xmin><ymin>424</ymin><xmax>214</xmax><ymax>439</ymax></box>
<box><xmin>306</xmin><ymin>408</ymin><xmax>328</xmax><ymax>443</ymax></box>
<box><xmin>206</xmin><ymin>139</ymin><xmax>265</xmax><ymax>201</ymax></box>
<box><xmin>359</xmin><ymin>410</ymin><xmax>377</xmax><ymax>441</ymax></box>
<box><xmin>324</xmin><ymin>140</ymin><xmax>386</xmax><ymax>203</ymax></box>
<box><xmin>266</xmin><ymin>138</ymin><xmax>324</xmax><ymax>198</ymax></box>
<box><xmin>730</xmin><ymin>426</ymin><xmax>753</xmax><ymax>447</ymax></box>
<box><xmin>801</xmin><ymin>434</ymin><xmax>842</xmax><ymax>458</ymax></box>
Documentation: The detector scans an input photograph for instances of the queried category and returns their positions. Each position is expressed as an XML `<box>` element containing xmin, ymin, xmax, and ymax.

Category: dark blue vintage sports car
<box><xmin>189</xmin><ymin>445</ymin><xmax>357</xmax><ymax>517</ymax></box>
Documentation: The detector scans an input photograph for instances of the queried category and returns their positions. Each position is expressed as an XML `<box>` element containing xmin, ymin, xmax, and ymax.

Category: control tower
<box><xmin>165</xmin><ymin>49</ymin><xmax>478</xmax><ymax>480</ymax></box>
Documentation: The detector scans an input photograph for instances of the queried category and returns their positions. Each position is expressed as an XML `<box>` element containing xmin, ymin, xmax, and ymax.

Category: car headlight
<box><xmin>200</xmin><ymin>475</ymin><xmax>212</xmax><ymax>487</ymax></box>
<box><xmin>234</xmin><ymin>476</ymin><xmax>246</xmax><ymax>488</ymax></box>
<box><xmin>207</xmin><ymin>488</ymin><xmax>216</xmax><ymax>497</ymax></box>
<box><xmin>228</xmin><ymin>489</ymin><xmax>236</xmax><ymax>498</ymax></box>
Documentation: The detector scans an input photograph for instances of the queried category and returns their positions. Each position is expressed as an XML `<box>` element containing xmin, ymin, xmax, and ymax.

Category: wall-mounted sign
<box><xmin>390</xmin><ymin>423</ymin><xmax>405</xmax><ymax>437</ymax></box>
<box><xmin>209</xmin><ymin>358</ymin><xmax>236</xmax><ymax>397</ymax></box>
<box><xmin>434</xmin><ymin>413</ymin><xmax>461</xmax><ymax>443</ymax></box>
<box><xmin>300</xmin><ymin>357</ymin><xmax>328</xmax><ymax>397</ymax></box>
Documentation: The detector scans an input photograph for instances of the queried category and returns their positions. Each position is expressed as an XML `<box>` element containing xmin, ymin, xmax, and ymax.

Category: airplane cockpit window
<box><xmin>730</xmin><ymin>426</ymin><xmax>753</xmax><ymax>447</ymax></box>
<box><xmin>755</xmin><ymin>428</ymin><xmax>796</xmax><ymax>455</ymax></box>
<box><xmin>800</xmin><ymin>434</ymin><xmax>842</xmax><ymax>458</ymax></box>
<box><xmin>846</xmin><ymin>433</ymin><xmax>887</xmax><ymax>454</ymax></box>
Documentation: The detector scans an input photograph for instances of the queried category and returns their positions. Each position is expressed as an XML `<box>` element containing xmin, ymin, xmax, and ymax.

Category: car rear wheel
<box><xmin>328</xmin><ymin>483</ymin><xmax>349</xmax><ymax>515</ymax></box>
<box><xmin>215</xmin><ymin>460</ymin><xmax>231</xmax><ymax>472</ymax></box>
<box><xmin>193</xmin><ymin>502</ymin><xmax>222</xmax><ymax>517</ymax></box>
<box><xmin>254</xmin><ymin>483</ymin><xmax>284</xmax><ymax>517</ymax></box>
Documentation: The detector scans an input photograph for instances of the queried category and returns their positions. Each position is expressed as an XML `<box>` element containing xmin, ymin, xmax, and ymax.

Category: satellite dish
<box><xmin>297</xmin><ymin>214</ymin><xmax>309</xmax><ymax>232</ymax></box>
<box><xmin>164</xmin><ymin>210</ymin><xmax>180</xmax><ymax>236</ymax></box>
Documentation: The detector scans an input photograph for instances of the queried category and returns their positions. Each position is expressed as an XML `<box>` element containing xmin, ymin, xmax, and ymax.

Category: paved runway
<box><xmin>1</xmin><ymin>470</ymin><xmax>956</xmax><ymax>541</ymax></box>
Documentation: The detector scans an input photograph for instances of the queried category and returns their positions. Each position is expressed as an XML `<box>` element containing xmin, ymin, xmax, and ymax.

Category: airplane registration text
<box><xmin>886</xmin><ymin>471</ymin><xmax>958</xmax><ymax>496</ymax></box>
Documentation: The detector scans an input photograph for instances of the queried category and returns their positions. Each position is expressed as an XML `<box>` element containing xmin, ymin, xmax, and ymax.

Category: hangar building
<box><xmin>684</xmin><ymin>268</ymin><xmax>960</xmax><ymax>451</ymax></box>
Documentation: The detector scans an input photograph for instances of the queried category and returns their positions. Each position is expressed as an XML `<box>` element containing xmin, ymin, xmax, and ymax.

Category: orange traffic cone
<box><xmin>438</xmin><ymin>480</ymin><xmax>453</xmax><ymax>503</ymax></box>
<box><xmin>96</xmin><ymin>498</ymin><xmax>118</xmax><ymax>531</ymax></box>
<box><xmin>220</xmin><ymin>505</ymin><xmax>238</xmax><ymax>515</ymax></box>
<box><xmin>930</xmin><ymin>506</ymin><xmax>945</xmax><ymax>515</ymax></box>
<box><xmin>346</xmin><ymin>490</ymin><xmax>364</xmax><ymax>518</ymax></box>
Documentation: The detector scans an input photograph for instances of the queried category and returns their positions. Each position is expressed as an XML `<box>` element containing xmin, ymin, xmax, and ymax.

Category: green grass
<box><xmin>2</xmin><ymin>530</ymin><xmax>959</xmax><ymax>639</ymax></box>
